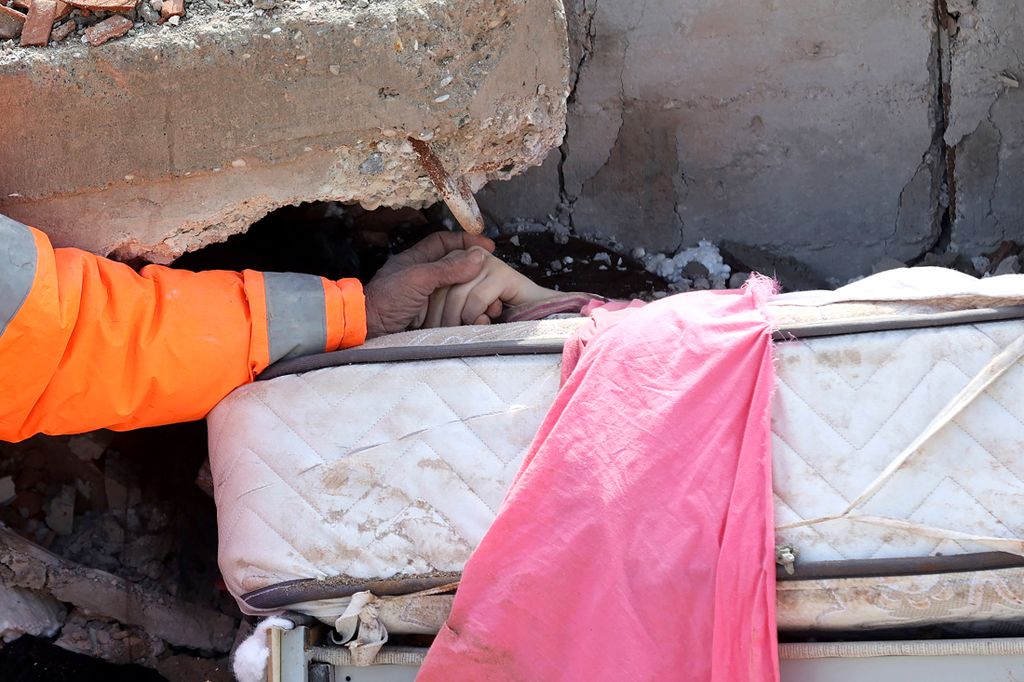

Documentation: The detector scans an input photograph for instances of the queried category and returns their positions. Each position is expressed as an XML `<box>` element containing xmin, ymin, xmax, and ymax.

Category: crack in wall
<box><xmin>909</xmin><ymin>0</ymin><xmax>957</xmax><ymax>264</ymax></box>
<box><xmin>556</xmin><ymin>0</ymin><xmax>597</xmax><ymax>232</ymax></box>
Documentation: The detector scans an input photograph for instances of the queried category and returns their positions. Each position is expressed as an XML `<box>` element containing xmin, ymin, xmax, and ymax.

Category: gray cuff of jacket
<box><xmin>264</xmin><ymin>272</ymin><xmax>329</xmax><ymax>364</ymax></box>
<box><xmin>0</xmin><ymin>214</ymin><xmax>38</xmax><ymax>336</ymax></box>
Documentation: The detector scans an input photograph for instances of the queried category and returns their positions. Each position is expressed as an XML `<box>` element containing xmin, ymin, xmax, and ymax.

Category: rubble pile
<box><xmin>0</xmin><ymin>426</ymin><xmax>237</xmax><ymax>680</ymax></box>
<box><xmin>0</xmin><ymin>0</ymin><xmax>185</xmax><ymax>48</ymax></box>
<box><xmin>493</xmin><ymin>218</ymin><xmax>749</xmax><ymax>300</ymax></box>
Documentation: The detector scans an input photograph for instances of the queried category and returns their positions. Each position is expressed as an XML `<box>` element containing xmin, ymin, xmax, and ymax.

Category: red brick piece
<box><xmin>66</xmin><ymin>0</ymin><xmax>138</xmax><ymax>11</ymax></box>
<box><xmin>50</xmin><ymin>18</ymin><xmax>75</xmax><ymax>41</ymax></box>
<box><xmin>82</xmin><ymin>13</ymin><xmax>131</xmax><ymax>46</ymax></box>
<box><xmin>0</xmin><ymin>4</ymin><xmax>26</xmax><ymax>41</ymax></box>
<box><xmin>160</xmin><ymin>0</ymin><xmax>183</xmax><ymax>19</ymax></box>
<box><xmin>19</xmin><ymin>0</ymin><xmax>55</xmax><ymax>46</ymax></box>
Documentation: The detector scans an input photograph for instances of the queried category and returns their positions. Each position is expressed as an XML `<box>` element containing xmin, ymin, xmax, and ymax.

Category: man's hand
<box><xmin>363</xmin><ymin>231</ymin><xmax>495</xmax><ymax>338</ymax></box>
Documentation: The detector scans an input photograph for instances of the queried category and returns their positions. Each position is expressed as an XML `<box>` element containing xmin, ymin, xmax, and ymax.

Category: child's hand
<box><xmin>419</xmin><ymin>246</ymin><xmax>560</xmax><ymax>328</ymax></box>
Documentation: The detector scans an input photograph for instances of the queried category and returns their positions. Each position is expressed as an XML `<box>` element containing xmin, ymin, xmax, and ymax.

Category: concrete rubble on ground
<box><xmin>0</xmin><ymin>0</ymin><xmax>186</xmax><ymax>48</ymax></box>
<box><xmin>0</xmin><ymin>430</ymin><xmax>239</xmax><ymax>677</ymax></box>
<box><xmin>0</xmin><ymin>0</ymin><xmax>570</xmax><ymax>263</ymax></box>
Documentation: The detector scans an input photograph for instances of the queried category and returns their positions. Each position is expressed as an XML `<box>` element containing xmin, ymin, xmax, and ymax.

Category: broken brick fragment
<box><xmin>66</xmin><ymin>0</ymin><xmax>138</xmax><ymax>11</ymax></box>
<box><xmin>19</xmin><ymin>0</ymin><xmax>57</xmax><ymax>47</ymax></box>
<box><xmin>82</xmin><ymin>14</ymin><xmax>131</xmax><ymax>46</ymax></box>
<box><xmin>159</xmin><ymin>0</ymin><xmax>182</xmax><ymax>19</ymax></box>
<box><xmin>50</xmin><ymin>19</ymin><xmax>75</xmax><ymax>41</ymax></box>
<box><xmin>0</xmin><ymin>4</ymin><xmax>26</xmax><ymax>41</ymax></box>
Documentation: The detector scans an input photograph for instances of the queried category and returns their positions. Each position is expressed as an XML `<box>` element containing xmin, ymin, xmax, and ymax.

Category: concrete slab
<box><xmin>0</xmin><ymin>0</ymin><xmax>569</xmax><ymax>261</ymax></box>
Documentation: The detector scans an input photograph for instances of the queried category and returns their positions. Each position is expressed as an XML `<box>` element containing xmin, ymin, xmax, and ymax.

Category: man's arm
<box><xmin>0</xmin><ymin>214</ymin><xmax>368</xmax><ymax>441</ymax></box>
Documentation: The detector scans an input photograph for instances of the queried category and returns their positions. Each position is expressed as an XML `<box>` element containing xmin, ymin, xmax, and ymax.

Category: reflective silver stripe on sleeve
<box><xmin>264</xmin><ymin>272</ymin><xmax>328</xmax><ymax>364</ymax></box>
<box><xmin>0</xmin><ymin>214</ymin><xmax>39</xmax><ymax>336</ymax></box>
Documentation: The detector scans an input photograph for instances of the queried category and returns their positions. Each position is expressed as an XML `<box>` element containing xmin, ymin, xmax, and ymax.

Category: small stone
<box><xmin>328</xmin><ymin>64</ymin><xmax>341</xmax><ymax>75</ymax></box>
<box><xmin>358</xmin><ymin>153</ymin><xmax>384</xmax><ymax>175</ymax></box>
<box><xmin>159</xmin><ymin>0</ymin><xmax>183</xmax><ymax>19</ymax></box>
<box><xmin>231</xmin><ymin>159</ymin><xmax>246</xmax><ymax>168</ymax></box>
<box><xmin>44</xmin><ymin>485</ymin><xmax>75</xmax><ymax>536</ymax></box>
<box><xmin>149</xmin><ymin>0</ymin><xmax>162</xmax><ymax>11</ymax></box>
<box><xmin>270</xmin><ymin>26</ymin><xmax>282</xmax><ymax>34</ymax></box>
<box><xmin>631</xmin><ymin>247</ymin><xmax>646</xmax><ymax>259</ymax></box>
<box><xmin>0</xmin><ymin>476</ymin><xmax>15</xmax><ymax>505</ymax></box>
<box><xmin>562</xmin><ymin>256</ymin><xmax>574</xmax><ymax>265</ymax></box>
<box><xmin>509</xmin><ymin>235</ymin><xmax>520</xmax><ymax>246</ymax></box>
<box><xmin>692</xmin><ymin>277</ymin><xmax>711</xmax><ymax>290</ymax></box>
<box><xmin>682</xmin><ymin>260</ymin><xmax>709</xmax><ymax>279</ymax></box>
<box><xmin>83</xmin><ymin>14</ymin><xmax>131</xmax><ymax>46</ymax></box>
<box><xmin>167</xmin><ymin>14</ymin><xmax>180</xmax><ymax>26</ymax></box>
<box><xmin>549</xmin><ymin>260</ymin><xmax>562</xmax><ymax>272</ymax></box>
<box><xmin>971</xmin><ymin>256</ymin><xmax>991</xmax><ymax>276</ymax></box>
<box><xmin>728</xmin><ymin>272</ymin><xmax>751</xmax><ymax>289</ymax></box>
<box><xmin>993</xmin><ymin>255</ymin><xmax>1021</xmax><ymax>276</ymax></box>
<box><xmin>438</xmin><ymin>75</ymin><xmax>453</xmax><ymax>88</ymax></box>
<box><xmin>520</xmin><ymin>252</ymin><xmax>533</xmax><ymax>266</ymax></box>
<box><xmin>433</xmin><ymin>94</ymin><xmax>450</xmax><ymax>103</ymax></box>
<box><xmin>537</xmin><ymin>83</ymin><xmax>546</xmax><ymax>95</ymax></box>
<box><xmin>593</xmin><ymin>252</ymin><xmax>612</xmax><ymax>266</ymax></box>
<box><xmin>138</xmin><ymin>3</ymin><xmax>159</xmax><ymax>23</ymax></box>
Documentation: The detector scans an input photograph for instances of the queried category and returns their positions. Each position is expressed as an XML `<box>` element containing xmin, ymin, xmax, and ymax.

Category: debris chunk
<box><xmin>0</xmin><ymin>476</ymin><xmax>14</xmax><ymax>505</ymax></box>
<box><xmin>0</xmin><ymin>584</ymin><xmax>66</xmax><ymax>643</ymax></box>
<box><xmin>83</xmin><ymin>14</ymin><xmax>131</xmax><ymax>46</ymax></box>
<box><xmin>994</xmin><ymin>255</ymin><xmax>1021</xmax><ymax>277</ymax></box>
<box><xmin>51</xmin><ymin>20</ymin><xmax>76</xmax><ymax>42</ymax></box>
<box><xmin>0</xmin><ymin>4</ymin><xmax>26</xmax><ymax>41</ymax></box>
<box><xmin>44</xmin><ymin>485</ymin><xmax>75</xmax><ymax>536</ymax></box>
<box><xmin>159</xmin><ymin>0</ymin><xmax>182</xmax><ymax>19</ymax></box>
<box><xmin>0</xmin><ymin>528</ymin><xmax>236</xmax><ymax>652</ymax></box>
<box><xmin>20</xmin><ymin>0</ymin><xmax>57</xmax><ymax>47</ymax></box>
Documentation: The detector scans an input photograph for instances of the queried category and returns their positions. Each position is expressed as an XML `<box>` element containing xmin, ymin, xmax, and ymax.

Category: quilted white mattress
<box><xmin>207</xmin><ymin>270</ymin><xmax>1024</xmax><ymax>616</ymax></box>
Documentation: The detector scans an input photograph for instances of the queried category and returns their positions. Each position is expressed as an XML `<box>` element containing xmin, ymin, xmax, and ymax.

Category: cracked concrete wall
<box><xmin>482</xmin><ymin>0</ymin><xmax>996</xmax><ymax>284</ymax></box>
<box><xmin>946</xmin><ymin>0</ymin><xmax>1024</xmax><ymax>256</ymax></box>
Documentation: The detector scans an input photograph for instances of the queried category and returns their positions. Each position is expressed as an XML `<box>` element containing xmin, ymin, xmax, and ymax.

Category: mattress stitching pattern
<box><xmin>209</xmin><ymin>319</ymin><xmax>1024</xmax><ymax>600</ymax></box>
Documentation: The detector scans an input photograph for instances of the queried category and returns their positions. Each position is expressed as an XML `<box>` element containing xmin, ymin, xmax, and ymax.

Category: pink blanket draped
<box><xmin>418</xmin><ymin>283</ymin><xmax>780</xmax><ymax>682</ymax></box>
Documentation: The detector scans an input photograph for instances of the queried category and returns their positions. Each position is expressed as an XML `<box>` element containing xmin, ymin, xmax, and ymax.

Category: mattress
<box><xmin>207</xmin><ymin>269</ymin><xmax>1024</xmax><ymax>629</ymax></box>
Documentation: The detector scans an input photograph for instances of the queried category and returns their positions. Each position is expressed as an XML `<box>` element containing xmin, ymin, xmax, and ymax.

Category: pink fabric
<box><xmin>418</xmin><ymin>283</ymin><xmax>780</xmax><ymax>681</ymax></box>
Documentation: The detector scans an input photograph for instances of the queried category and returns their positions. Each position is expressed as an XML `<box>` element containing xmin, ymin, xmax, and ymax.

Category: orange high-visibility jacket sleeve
<box><xmin>0</xmin><ymin>215</ymin><xmax>366</xmax><ymax>442</ymax></box>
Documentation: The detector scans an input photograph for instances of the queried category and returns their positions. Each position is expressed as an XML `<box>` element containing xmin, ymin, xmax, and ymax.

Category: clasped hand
<box><xmin>363</xmin><ymin>233</ymin><xmax>558</xmax><ymax>338</ymax></box>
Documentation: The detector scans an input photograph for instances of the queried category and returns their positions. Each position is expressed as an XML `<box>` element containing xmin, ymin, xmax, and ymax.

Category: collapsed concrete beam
<box><xmin>0</xmin><ymin>0</ymin><xmax>569</xmax><ymax>261</ymax></box>
<box><xmin>0</xmin><ymin>527</ymin><xmax>236</xmax><ymax>653</ymax></box>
